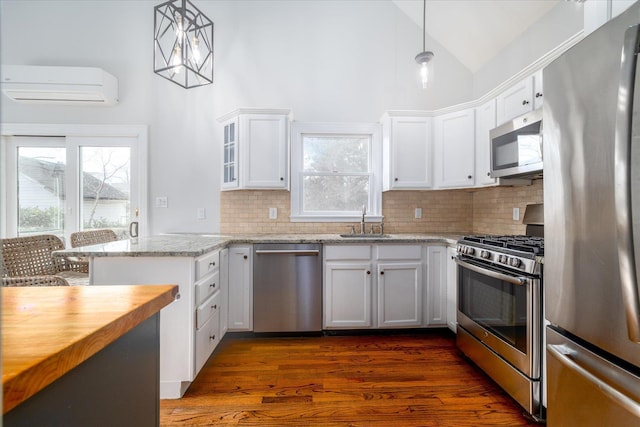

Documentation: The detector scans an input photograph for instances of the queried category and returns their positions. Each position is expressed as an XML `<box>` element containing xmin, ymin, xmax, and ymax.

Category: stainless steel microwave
<box><xmin>490</xmin><ymin>108</ymin><xmax>543</xmax><ymax>178</ymax></box>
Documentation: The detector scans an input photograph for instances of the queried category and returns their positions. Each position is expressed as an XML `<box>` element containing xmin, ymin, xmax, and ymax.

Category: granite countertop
<box><xmin>2</xmin><ymin>284</ymin><xmax>178</xmax><ymax>413</ymax></box>
<box><xmin>54</xmin><ymin>233</ymin><xmax>464</xmax><ymax>258</ymax></box>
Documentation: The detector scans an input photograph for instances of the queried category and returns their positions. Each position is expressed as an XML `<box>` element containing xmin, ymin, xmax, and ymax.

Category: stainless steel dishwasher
<box><xmin>253</xmin><ymin>243</ymin><xmax>322</xmax><ymax>333</ymax></box>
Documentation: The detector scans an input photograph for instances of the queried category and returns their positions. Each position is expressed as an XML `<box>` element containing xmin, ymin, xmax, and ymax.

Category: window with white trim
<box><xmin>290</xmin><ymin>122</ymin><xmax>382</xmax><ymax>222</ymax></box>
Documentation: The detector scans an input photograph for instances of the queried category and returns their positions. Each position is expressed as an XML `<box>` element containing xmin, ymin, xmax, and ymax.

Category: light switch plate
<box><xmin>155</xmin><ymin>196</ymin><xmax>168</xmax><ymax>208</ymax></box>
<box><xmin>513</xmin><ymin>207</ymin><xmax>520</xmax><ymax>221</ymax></box>
<box><xmin>197</xmin><ymin>207</ymin><xmax>206</xmax><ymax>220</ymax></box>
<box><xmin>269</xmin><ymin>207</ymin><xmax>278</xmax><ymax>219</ymax></box>
<box><xmin>415</xmin><ymin>208</ymin><xmax>422</xmax><ymax>219</ymax></box>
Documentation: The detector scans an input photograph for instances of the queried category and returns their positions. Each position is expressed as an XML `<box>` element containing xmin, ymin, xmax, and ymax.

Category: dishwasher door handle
<box><xmin>254</xmin><ymin>249</ymin><xmax>320</xmax><ymax>256</ymax></box>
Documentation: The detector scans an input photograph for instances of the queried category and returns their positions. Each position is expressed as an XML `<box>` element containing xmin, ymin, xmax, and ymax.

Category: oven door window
<box><xmin>458</xmin><ymin>264</ymin><xmax>527</xmax><ymax>353</ymax></box>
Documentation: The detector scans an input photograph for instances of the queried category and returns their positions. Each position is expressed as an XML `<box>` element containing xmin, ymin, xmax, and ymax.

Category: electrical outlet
<box><xmin>513</xmin><ymin>207</ymin><xmax>520</xmax><ymax>221</ymax></box>
<box><xmin>415</xmin><ymin>208</ymin><xmax>422</xmax><ymax>219</ymax></box>
<box><xmin>155</xmin><ymin>196</ymin><xmax>168</xmax><ymax>208</ymax></box>
<box><xmin>197</xmin><ymin>208</ymin><xmax>206</xmax><ymax>220</ymax></box>
<box><xmin>269</xmin><ymin>207</ymin><xmax>278</xmax><ymax>219</ymax></box>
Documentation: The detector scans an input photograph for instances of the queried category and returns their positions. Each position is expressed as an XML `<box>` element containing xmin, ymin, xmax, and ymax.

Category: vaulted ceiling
<box><xmin>393</xmin><ymin>0</ymin><xmax>561</xmax><ymax>72</ymax></box>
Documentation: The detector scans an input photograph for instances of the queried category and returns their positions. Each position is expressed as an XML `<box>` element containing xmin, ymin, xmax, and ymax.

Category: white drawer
<box><xmin>196</xmin><ymin>291</ymin><xmax>220</xmax><ymax>329</ymax></box>
<box><xmin>196</xmin><ymin>250</ymin><xmax>220</xmax><ymax>280</ymax></box>
<box><xmin>325</xmin><ymin>245</ymin><xmax>371</xmax><ymax>260</ymax></box>
<box><xmin>195</xmin><ymin>309</ymin><xmax>220</xmax><ymax>373</ymax></box>
<box><xmin>195</xmin><ymin>270</ymin><xmax>219</xmax><ymax>307</ymax></box>
<box><xmin>376</xmin><ymin>244</ymin><xmax>422</xmax><ymax>260</ymax></box>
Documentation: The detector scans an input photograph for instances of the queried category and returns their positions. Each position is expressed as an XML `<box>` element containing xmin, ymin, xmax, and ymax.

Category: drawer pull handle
<box><xmin>209</xmin><ymin>335</ymin><xmax>216</xmax><ymax>340</ymax></box>
<box><xmin>209</xmin><ymin>283</ymin><xmax>216</xmax><ymax>288</ymax></box>
<box><xmin>209</xmin><ymin>261</ymin><xmax>216</xmax><ymax>267</ymax></box>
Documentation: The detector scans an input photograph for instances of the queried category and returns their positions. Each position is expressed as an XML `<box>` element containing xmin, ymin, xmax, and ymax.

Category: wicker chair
<box><xmin>70</xmin><ymin>229</ymin><xmax>118</xmax><ymax>248</ymax></box>
<box><xmin>0</xmin><ymin>234</ymin><xmax>88</xmax><ymax>286</ymax></box>
<box><xmin>2</xmin><ymin>275</ymin><xmax>69</xmax><ymax>287</ymax></box>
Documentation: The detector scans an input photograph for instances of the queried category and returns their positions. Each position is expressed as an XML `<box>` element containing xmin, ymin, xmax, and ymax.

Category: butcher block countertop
<box><xmin>2</xmin><ymin>284</ymin><xmax>178</xmax><ymax>414</ymax></box>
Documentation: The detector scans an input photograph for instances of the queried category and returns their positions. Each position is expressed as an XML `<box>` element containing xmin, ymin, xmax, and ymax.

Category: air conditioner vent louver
<box><xmin>1</xmin><ymin>65</ymin><xmax>118</xmax><ymax>106</ymax></box>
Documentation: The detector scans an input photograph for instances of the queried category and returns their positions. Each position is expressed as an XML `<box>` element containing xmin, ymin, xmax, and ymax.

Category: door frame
<box><xmin>0</xmin><ymin>123</ymin><xmax>148</xmax><ymax>239</ymax></box>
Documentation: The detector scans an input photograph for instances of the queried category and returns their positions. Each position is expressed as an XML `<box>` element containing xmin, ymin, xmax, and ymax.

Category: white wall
<box><xmin>472</xmin><ymin>1</ymin><xmax>584</xmax><ymax>99</ymax></box>
<box><xmin>0</xmin><ymin>0</ymin><xmax>473</xmax><ymax>234</ymax></box>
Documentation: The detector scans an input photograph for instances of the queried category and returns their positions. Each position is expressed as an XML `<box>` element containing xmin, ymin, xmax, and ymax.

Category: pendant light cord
<box><xmin>422</xmin><ymin>0</ymin><xmax>426</xmax><ymax>52</ymax></box>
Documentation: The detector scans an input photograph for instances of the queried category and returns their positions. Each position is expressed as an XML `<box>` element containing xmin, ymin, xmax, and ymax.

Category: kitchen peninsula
<box><xmin>56</xmin><ymin>233</ymin><xmax>460</xmax><ymax>399</ymax></box>
<box><xmin>2</xmin><ymin>284</ymin><xmax>178</xmax><ymax>426</ymax></box>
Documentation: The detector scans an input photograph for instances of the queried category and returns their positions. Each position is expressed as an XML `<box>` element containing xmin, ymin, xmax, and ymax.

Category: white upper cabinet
<box><xmin>475</xmin><ymin>99</ymin><xmax>497</xmax><ymax>187</ymax></box>
<box><xmin>533</xmin><ymin>70</ymin><xmax>543</xmax><ymax>111</ymax></box>
<box><xmin>496</xmin><ymin>76</ymin><xmax>534</xmax><ymax>125</ymax></box>
<box><xmin>381</xmin><ymin>113</ymin><xmax>433</xmax><ymax>190</ymax></box>
<box><xmin>433</xmin><ymin>109</ymin><xmax>475</xmax><ymax>188</ymax></box>
<box><xmin>218</xmin><ymin>109</ymin><xmax>290</xmax><ymax>190</ymax></box>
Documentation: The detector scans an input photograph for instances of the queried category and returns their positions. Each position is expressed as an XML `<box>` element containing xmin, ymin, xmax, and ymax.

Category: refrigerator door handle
<box><xmin>548</xmin><ymin>343</ymin><xmax>640</xmax><ymax>418</ymax></box>
<box><xmin>614</xmin><ymin>23</ymin><xmax>640</xmax><ymax>343</ymax></box>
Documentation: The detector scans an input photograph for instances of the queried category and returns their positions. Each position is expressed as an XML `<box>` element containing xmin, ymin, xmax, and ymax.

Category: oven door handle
<box><xmin>455</xmin><ymin>257</ymin><xmax>528</xmax><ymax>286</ymax></box>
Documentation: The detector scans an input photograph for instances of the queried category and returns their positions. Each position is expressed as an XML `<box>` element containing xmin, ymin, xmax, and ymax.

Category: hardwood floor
<box><xmin>160</xmin><ymin>331</ymin><xmax>540</xmax><ymax>426</ymax></box>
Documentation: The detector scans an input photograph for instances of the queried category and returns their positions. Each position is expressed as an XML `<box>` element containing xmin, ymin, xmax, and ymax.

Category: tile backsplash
<box><xmin>219</xmin><ymin>179</ymin><xmax>543</xmax><ymax>235</ymax></box>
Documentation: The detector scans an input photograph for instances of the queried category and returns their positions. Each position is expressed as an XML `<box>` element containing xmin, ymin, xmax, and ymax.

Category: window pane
<box><xmin>80</xmin><ymin>147</ymin><xmax>131</xmax><ymax>234</ymax></box>
<box><xmin>303</xmin><ymin>175</ymin><xmax>369</xmax><ymax>212</ymax></box>
<box><xmin>303</xmin><ymin>136</ymin><xmax>369</xmax><ymax>173</ymax></box>
<box><xmin>17</xmin><ymin>147</ymin><xmax>66</xmax><ymax>237</ymax></box>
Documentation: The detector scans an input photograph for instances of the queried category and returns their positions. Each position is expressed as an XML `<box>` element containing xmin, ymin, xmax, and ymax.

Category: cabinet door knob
<box><xmin>212</xmin><ymin>304</ymin><xmax>217</xmax><ymax>310</ymax></box>
<box><xmin>487</xmin><ymin>172</ymin><xmax>491</xmax><ymax>176</ymax></box>
<box><xmin>467</xmin><ymin>175</ymin><xmax>472</xmax><ymax>179</ymax></box>
<box><xmin>243</xmin><ymin>255</ymin><xmax>248</xmax><ymax>260</ymax></box>
<box><xmin>535</xmin><ymin>92</ymin><xmax>543</xmax><ymax>98</ymax></box>
<box><xmin>367</xmin><ymin>270</ymin><xmax>371</xmax><ymax>275</ymax></box>
<box><xmin>380</xmin><ymin>271</ymin><xmax>384</xmax><ymax>275</ymax></box>
<box><xmin>394</xmin><ymin>177</ymin><xmax>398</xmax><ymax>181</ymax></box>
<box><xmin>522</xmin><ymin>100</ymin><xmax>530</xmax><ymax>105</ymax></box>
<box><xmin>280</xmin><ymin>177</ymin><xmax>284</xmax><ymax>181</ymax></box>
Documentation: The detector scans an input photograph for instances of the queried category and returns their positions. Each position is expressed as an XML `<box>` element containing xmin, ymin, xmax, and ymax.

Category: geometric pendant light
<box><xmin>154</xmin><ymin>0</ymin><xmax>214</xmax><ymax>88</ymax></box>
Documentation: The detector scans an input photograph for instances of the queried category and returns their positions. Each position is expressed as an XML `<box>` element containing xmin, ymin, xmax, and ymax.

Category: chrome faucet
<box><xmin>360</xmin><ymin>205</ymin><xmax>366</xmax><ymax>234</ymax></box>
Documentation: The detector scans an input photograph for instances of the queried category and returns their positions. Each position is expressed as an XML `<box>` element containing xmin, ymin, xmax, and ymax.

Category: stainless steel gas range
<box><xmin>455</xmin><ymin>234</ymin><xmax>544</xmax><ymax>421</ymax></box>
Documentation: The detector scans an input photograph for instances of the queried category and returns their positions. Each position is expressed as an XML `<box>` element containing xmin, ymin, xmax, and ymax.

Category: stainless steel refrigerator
<box><xmin>544</xmin><ymin>2</ymin><xmax>640</xmax><ymax>425</ymax></box>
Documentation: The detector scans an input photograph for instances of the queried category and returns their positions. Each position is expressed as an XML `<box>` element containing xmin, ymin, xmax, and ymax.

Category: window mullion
<box><xmin>65</xmin><ymin>137</ymin><xmax>81</xmax><ymax>244</ymax></box>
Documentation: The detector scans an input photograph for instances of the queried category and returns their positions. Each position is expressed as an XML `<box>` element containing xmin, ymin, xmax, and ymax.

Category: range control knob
<box><xmin>466</xmin><ymin>247</ymin><xmax>475</xmax><ymax>255</ymax></box>
<box><xmin>480</xmin><ymin>250</ymin><xmax>491</xmax><ymax>260</ymax></box>
<box><xmin>509</xmin><ymin>258</ymin><xmax>522</xmax><ymax>268</ymax></box>
<box><xmin>499</xmin><ymin>255</ymin><xmax>507</xmax><ymax>264</ymax></box>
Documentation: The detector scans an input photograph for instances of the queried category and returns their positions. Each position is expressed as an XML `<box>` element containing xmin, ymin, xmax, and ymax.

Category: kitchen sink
<box><xmin>339</xmin><ymin>234</ymin><xmax>392</xmax><ymax>238</ymax></box>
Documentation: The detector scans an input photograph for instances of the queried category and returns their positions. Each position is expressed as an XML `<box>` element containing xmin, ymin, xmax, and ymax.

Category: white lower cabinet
<box><xmin>377</xmin><ymin>262</ymin><xmax>422</xmax><ymax>327</ymax></box>
<box><xmin>324</xmin><ymin>244</ymin><xmax>436</xmax><ymax>329</ymax></box>
<box><xmin>324</xmin><ymin>261</ymin><xmax>373</xmax><ymax>328</ymax></box>
<box><xmin>219</xmin><ymin>248</ymin><xmax>229</xmax><ymax>336</ymax></box>
<box><xmin>324</xmin><ymin>245</ymin><xmax>372</xmax><ymax>328</ymax></box>
<box><xmin>446</xmin><ymin>246</ymin><xmax>458</xmax><ymax>332</ymax></box>
<box><xmin>91</xmin><ymin>249</ymin><xmax>225</xmax><ymax>399</ymax></box>
<box><xmin>426</xmin><ymin>245</ymin><xmax>448</xmax><ymax>326</ymax></box>
<box><xmin>227</xmin><ymin>245</ymin><xmax>253</xmax><ymax>331</ymax></box>
<box><xmin>195</xmin><ymin>291</ymin><xmax>221</xmax><ymax>373</ymax></box>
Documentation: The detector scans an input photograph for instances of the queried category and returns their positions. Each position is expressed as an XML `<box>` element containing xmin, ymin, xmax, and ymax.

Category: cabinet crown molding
<box><xmin>217</xmin><ymin>108</ymin><xmax>292</xmax><ymax>123</ymax></box>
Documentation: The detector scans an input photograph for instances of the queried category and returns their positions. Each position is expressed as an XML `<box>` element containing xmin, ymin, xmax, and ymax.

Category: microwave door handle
<box><xmin>614</xmin><ymin>23</ymin><xmax>640</xmax><ymax>343</ymax></box>
<box><xmin>454</xmin><ymin>257</ymin><xmax>527</xmax><ymax>286</ymax></box>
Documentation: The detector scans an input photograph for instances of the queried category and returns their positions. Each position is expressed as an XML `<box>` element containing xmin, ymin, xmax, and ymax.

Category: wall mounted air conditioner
<box><xmin>1</xmin><ymin>65</ymin><xmax>119</xmax><ymax>106</ymax></box>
